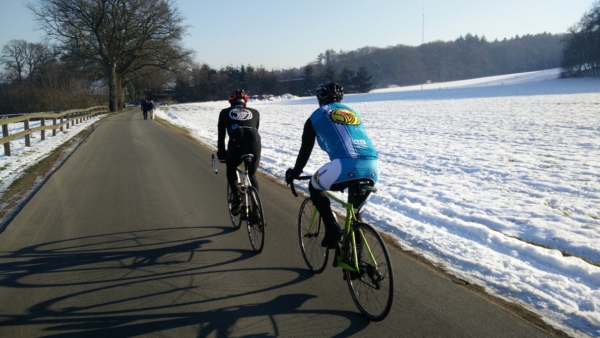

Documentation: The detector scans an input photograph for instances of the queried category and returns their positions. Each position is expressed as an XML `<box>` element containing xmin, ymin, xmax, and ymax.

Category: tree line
<box><xmin>560</xmin><ymin>1</ymin><xmax>600</xmax><ymax>77</ymax></box>
<box><xmin>170</xmin><ymin>32</ymin><xmax>562</xmax><ymax>103</ymax></box>
<box><xmin>312</xmin><ymin>32</ymin><xmax>563</xmax><ymax>88</ymax></box>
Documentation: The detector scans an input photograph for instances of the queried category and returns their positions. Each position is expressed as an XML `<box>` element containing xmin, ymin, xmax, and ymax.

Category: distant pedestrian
<box><xmin>141</xmin><ymin>99</ymin><xmax>149</xmax><ymax>120</ymax></box>
<box><xmin>148</xmin><ymin>100</ymin><xmax>156</xmax><ymax>120</ymax></box>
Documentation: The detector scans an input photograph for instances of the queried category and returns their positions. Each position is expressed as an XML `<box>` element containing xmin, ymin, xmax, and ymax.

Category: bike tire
<box><xmin>227</xmin><ymin>184</ymin><xmax>242</xmax><ymax>230</ymax></box>
<box><xmin>246</xmin><ymin>186</ymin><xmax>265</xmax><ymax>253</ymax></box>
<box><xmin>298</xmin><ymin>198</ymin><xmax>328</xmax><ymax>273</ymax></box>
<box><xmin>344</xmin><ymin>222</ymin><xmax>394</xmax><ymax>321</ymax></box>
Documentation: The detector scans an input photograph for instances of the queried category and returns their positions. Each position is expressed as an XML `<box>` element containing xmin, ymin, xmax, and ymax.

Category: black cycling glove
<box><xmin>285</xmin><ymin>168</ymin><xmax>302</xmax><ymax>186</ymax></box>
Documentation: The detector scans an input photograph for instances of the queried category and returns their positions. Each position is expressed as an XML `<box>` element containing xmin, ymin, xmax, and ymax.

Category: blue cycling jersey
<box><xmin>309</xmin><ymin>102</ymin><xmax>378</xmax><ymax>161</ymax></box>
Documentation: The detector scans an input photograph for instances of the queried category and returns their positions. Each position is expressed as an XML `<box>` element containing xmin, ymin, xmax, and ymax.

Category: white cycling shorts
<box><xmin>310</xmin><ymin>158</ymin><xmax>378</xmax><ymax>191</ymax></box>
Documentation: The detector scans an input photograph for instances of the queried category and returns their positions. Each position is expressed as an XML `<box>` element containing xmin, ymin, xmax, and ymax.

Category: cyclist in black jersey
<box><xmin>217</xmin><ymin>89</ymin><xmax>262</xmax><ymax>215</ymax></box>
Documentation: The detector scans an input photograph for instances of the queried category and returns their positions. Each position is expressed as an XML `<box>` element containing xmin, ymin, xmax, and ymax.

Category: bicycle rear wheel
<box><xmin>298</xmin><ymin>198</ymin><xmax>328</xmax><ymax>273</ymax></box>
<box><xmin>246</xmin><ymin>186</ymin><xmax>265</xmax><ymax>253</ymax></box>
<box><xmin>227</xmin><ymin>184</ymin><xmax>242</xmax><ymax>230</ymax></box>
<box><xmin>344</xmin><ymin>222</ymin><xmax>394</xmax><ymax>321</ymax></box>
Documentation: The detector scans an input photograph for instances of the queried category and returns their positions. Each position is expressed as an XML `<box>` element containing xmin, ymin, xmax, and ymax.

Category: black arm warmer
<box><xmin>293</xmin><ymin>119</ymin><xmax>317</xmax><ymax>174</ymax></box>
<box><xmin>217</xmin><ymin>110</ymin><xmax>227</xmax><ymax>152</ymax></box>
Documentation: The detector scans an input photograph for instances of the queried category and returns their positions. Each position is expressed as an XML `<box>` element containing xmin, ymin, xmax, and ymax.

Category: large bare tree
<box><xmin>29</xmin><ymin>0</ymin><xmax>192</xmax><ymax>111</ymax></box>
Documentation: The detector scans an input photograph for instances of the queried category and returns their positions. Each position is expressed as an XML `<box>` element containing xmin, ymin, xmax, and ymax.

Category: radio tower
<box><xmin>422</xmin><ymin>5</ymin><xmax>425</xmax><ymax>45</ymax></box>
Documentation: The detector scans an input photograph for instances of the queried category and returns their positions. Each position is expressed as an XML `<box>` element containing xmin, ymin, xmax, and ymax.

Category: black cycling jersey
<box><xmin>217</xmin><ymin>105</ymin><xmax>261</xmax><ymax>153</ymax></box>
<box><xmin>217</xmin><ymin>104</ymin><xmax>262</xmax><ymax>192</ymax></box>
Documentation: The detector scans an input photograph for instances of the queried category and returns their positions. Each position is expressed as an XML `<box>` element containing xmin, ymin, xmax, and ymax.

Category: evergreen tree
<box><xmin>302</xmin><ymin>64</ymin><xmax>317</xmax><ymax>95</ymax></box>
<box><xmin>353</xmin><ymin>66</ymin><xmax>373</xmax><ymax>93</ymax></box>
<box><xmin>322</xmin><ymin>64</ymin><xmax>338</xmax><ymax>82</ymax></box>
<box><xmin>339</xmin><ymin>65</ymin><xmax>355</xmax><ymax>92</ymax></box>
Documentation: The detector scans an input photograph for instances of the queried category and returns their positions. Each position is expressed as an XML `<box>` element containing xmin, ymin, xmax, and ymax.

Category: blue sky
<box><xmin>0</xmin><ymin>0</ymin><xmax>594</xmax><ymax>70</ymax></box>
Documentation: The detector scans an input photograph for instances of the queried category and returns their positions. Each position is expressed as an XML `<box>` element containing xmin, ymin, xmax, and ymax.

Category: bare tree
<box><xmin>1</xmin><ymin>40</ymin><xmax>58</xmax><ymax>86</ymax></box>
<box><xmin>1</xmin><ymin>40</ymin><xmax>29</xmax><ymax>83</ymax></box>
<box><xmin>29</xmin><ymin>0</ymin><xmax>193</xmax><ymax>112</ymax></box>
<box><xmin>561</xmin><ymin>1</ymin><xmax>600</xmax><ymax>77</ymax></box>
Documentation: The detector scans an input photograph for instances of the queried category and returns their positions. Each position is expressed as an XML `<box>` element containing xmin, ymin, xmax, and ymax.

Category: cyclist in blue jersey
<box><xmin>286</xmin><ymin>81</ymin><xmax>378</xmax><ymax>248</ymax></box>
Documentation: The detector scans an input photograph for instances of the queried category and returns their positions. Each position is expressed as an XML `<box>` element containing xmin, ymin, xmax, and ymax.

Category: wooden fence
<box><xmin>0</xmin><ymin>106</ymin><xmax>109</xmax><ymax>156</ymax></box>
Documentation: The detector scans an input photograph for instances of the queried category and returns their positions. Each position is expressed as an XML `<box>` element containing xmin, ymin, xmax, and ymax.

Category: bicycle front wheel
<box><xmin>298</xmin><ymin>198</ymin><xmax>328</xmax><ymax>273</ymax></box>
<box><xmin>344</xmin><ymin>222</ymin><xmax>394</xmax><ymax>321</ymax></box>
<box><xmin>246</xmin><ymin>186</ymin><xmax>265</xmax><ymax>253</ymax></box>
<box><xmin>227</xmin><ymin>184</ymin><xmax>242</xmax><ymax>230</ymax></box>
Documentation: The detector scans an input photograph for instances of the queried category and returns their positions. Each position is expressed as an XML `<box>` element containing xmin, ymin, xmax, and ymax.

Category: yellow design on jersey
<box><xmin>331</xmin><ymin>109</ymin><xmax>360</xmax><ymax>125</ymax></box>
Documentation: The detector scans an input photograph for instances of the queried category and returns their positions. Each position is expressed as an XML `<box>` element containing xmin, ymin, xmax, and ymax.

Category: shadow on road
<box><xmin>0</xmin><ymin>226</ymin><xmax>370</xmax><ymax>336</ymax></box>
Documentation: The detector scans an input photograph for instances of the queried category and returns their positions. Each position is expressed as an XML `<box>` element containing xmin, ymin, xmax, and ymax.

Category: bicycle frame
<box><xmin>212</xmin><ymin>154</ymin><xmax>253</xmax><ymax>216</ymax></box>
<box><xmin>293</xmin><ymin>175</ymin><xmax>392</xmax><ymax>321</ymax></box>
<box><xmin>211</xmin><ymin>154</ymin><xmax>252</xmax><ymax>188</ymax></box>
<box><xmin>305</xmin><ymin>188</ymin><xmax>379</xmax><ymax>274</ymax></box>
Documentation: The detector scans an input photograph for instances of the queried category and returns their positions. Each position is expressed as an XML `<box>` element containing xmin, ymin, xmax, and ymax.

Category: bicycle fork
<box><xmin>341</xmin><ymin>220</ymin><xmax>381</xmax><ymax>281</ymax></box>
<box><xmin>235</xmin><ymin>169</ymin><xmax>249</xmax><ymax>219</ymax></box>
<box><xmin>239</xmin><ymin>186</ymin><xmax>249</xmax><ymax>219</ymax></box>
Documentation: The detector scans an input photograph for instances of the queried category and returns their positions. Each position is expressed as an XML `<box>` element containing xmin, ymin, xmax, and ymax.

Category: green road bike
<box><xmin>212</xmin><ymin>154</ymin><xmax>265</xmax><ymax>253</ymax></box>
<box><xmin>289</xmin><ymin>176</ymin><xmax>394</xmax><ymax>321</ymax></box>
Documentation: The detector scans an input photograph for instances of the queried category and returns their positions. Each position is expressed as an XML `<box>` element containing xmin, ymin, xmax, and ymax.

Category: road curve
<box><xmin>0</xmin><ymin>110</ymin><xmax>554</xmax><ymax>337</ymax></box>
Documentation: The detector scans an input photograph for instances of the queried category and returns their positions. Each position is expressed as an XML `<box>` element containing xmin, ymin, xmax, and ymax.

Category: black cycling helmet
<box><xmin>229</xmin><ymin>89</ymin><xmax>249</xmax><ymax>105</ymax></box>
<box><xmin>316</xmin><ymin>81</ymin><xmax>344</xmax><ymax>105</ymax></box>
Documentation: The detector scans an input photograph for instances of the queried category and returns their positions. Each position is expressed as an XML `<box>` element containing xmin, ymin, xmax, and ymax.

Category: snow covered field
<box><xmin>155</xmin><ymin>69</ymin><xmax>600</xmax><ymax>337</ymax></box>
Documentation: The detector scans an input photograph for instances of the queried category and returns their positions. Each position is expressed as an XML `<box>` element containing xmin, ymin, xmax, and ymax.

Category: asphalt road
<box><xmin>0</xmin><ymin>110</ymin><xmax>553</xmax><ymax>337</ymax></box>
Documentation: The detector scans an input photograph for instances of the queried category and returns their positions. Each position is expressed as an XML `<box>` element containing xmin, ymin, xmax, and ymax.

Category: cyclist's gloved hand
<box><xmin>217</xmin><ymin>149</ymin><xmax>226</xmax><ymax>160</ymax></box>
<box><xmin>285</xmin><ymin>168</ymin><xmax>301</xmax><ymax>186</ymax></box>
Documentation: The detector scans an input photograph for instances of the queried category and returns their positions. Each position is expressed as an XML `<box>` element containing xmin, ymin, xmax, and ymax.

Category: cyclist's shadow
<box><xmin>0</xmin><ymin>227</ymin><xmax>371</xmax><ymax>337</ymax></box>
<box><xmin>52</xmin><ymin>293</ymin><xmax>370</xmax><ymax>337</ymax></box>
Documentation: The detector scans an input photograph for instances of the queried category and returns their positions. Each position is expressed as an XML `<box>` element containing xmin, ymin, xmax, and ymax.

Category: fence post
<box><xmin>2</xmin><ymin>125</ymin><xmax>10</xmax><ymax>156</ymax></box>
<box><xmin>52</xmin><ymin>118</ymin><xmax>57</xmax><ymax>136</ymax></box>
<box><xmin>41</xmin><ymin>118</ymin><xmax>45</xmax><ymax>141</ymax></box>
<box><xmin>24</xmin><ymin>119</ymin><xmax>31</xmax><ymax>147</ymax></box>
<box><xmin>60</xmin><ymin>116</ymin><xmax>64</xmax><ymax>131</ymax></box>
